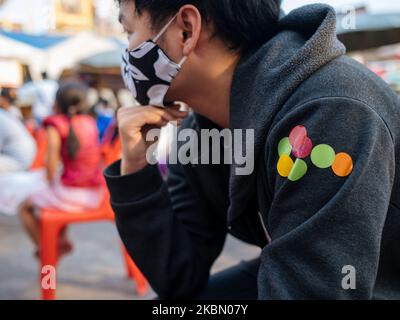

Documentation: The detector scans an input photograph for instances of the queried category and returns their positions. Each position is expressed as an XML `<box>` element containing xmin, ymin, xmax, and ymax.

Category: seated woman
<box><xmin>19</xmin><ymin>82</ymin><xmax>105</xmax><ymax>258</ymax></box>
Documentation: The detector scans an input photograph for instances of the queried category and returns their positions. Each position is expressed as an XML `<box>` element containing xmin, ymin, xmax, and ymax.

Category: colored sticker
<box><xmin>277</xmin><ymin>155</ymin><xmax>294</xmax><ymax>178</ymax></box>
<box><xmin>293</xmin><ymin>137</ymin><xmax>313</xmax><ymax>159</ymax></box>
<box><xmin>311</xmin><ymin>144</ymin><xmax>336</xmax><ymax>169</ymax></box>
<box><xmin>277</xmin><ymin>125</ymin><xmax>354</xmax><ymax>180</ymax></box>
<box><xmin>278</xmin><ymin>137</ymin><xmax>292</xmax><ymax>157</ymax></box>
<box><xmin>288</xmin><ymin>158</ymin><xmax>308</xmax><ymax>182</ymax></box>
<box><xmin>289</xmin><ymin>125</ymin><xmax>313</xmax><ymax>159</ymax></box>
<box><xmin>289</xmin><ymin>125</ymin><xmax>307</xmax><ymax>147</ymax></box>
<box><xmin>332</xmin><ymin>152</ymin><xmax>353</xmax><ymax>177</ymax></box>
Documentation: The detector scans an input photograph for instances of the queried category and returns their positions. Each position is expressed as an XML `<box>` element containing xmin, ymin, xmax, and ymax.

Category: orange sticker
<box><xmin>332</xmin><ymin>152</ymin><xmax>353</xmax><ymax>177</ymax></box>
<box><xmin>277</xmin><ymin>155</ymin><xmax>294</xmax><ymax>178</ymax></box>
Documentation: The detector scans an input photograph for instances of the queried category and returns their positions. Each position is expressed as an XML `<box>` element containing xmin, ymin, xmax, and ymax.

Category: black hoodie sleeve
<box><xmin>104</xmin><ymin>161</ymin><xmax>227</xmax><ymax>299</ymax></box>
<box><xmin>258</xmin><ymin>97</ymin><xmax>395</xmax><ymax>299</ymax></box>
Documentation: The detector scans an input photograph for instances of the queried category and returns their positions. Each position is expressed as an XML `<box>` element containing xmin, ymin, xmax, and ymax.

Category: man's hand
<box><xmin>118</xmin><ymin>105</ymin><xmax>188</xmax><ymax>176</ymax></box>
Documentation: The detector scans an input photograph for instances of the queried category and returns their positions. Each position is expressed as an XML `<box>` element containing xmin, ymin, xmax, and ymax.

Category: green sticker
<box><xmin>278</xmin><ymin>137</ymin><xmax>292</xmax><ymax>157</ymax></box>
<box><xmin>311</xmin><ymin>144</ymin><xmax>336</xmax><ymax>169</ymax></box>
<box><xmin>288</xmin><ymin>158</ymin><xmax>308</xmax><ymax>182</ymax></box>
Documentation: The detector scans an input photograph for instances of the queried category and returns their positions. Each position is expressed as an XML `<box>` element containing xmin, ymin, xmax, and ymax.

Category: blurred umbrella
<box><xmin>46</xmin><ymin>33</ymin><xmax>120</xmax><ymax>79</ymax></box>
<box><xmin>75</xmin><ymin>50</ymin><xmax>124</xmax><ymax>91</ymax></box>
<box><xmin>79</xmin><ymin>50</ymin><xmax>122</xmax><ymax>69</ymax></box>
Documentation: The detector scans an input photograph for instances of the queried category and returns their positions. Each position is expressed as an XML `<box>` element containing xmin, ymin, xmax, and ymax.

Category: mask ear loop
<box><xmin>153</xmin><ymin>14</ymin><xmax>178</xmax><ymax>43</ymax></box>
<box><xmin>153</xmin><ymin>14</ymin><xmax>188</xmax><ymax>68</ymax></box>
<box><xmin>178</xmin><ymin>56</ymin><xmax>188</xmax><ymax>67</ymax></box>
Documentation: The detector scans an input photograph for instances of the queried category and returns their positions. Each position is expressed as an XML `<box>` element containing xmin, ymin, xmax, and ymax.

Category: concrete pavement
<box><xmin>0</xmin><ymin>213</ymin><xmax>260</xmax><ymax>300</ymax></box>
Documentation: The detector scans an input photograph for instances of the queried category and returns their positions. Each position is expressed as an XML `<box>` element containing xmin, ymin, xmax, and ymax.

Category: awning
<box><xmin>0</xmin><ymin>30</ymin><xmax>69</xmax><ymax>49</ymax></box>
<box><xmin>0</xmin><ymin>30</ymin><xmax>122</xmax><ymax>80</ymax></box>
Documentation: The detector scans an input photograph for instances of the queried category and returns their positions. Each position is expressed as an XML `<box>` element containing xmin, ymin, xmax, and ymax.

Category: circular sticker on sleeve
<box><xmin>277</xmin><ymin>155</ymin><xmax>294</xmax><ymax>178</ymax></box>
<box><xmin>289</xmin><ymin>125</ymin><xmax>313</xmax><ymax>159</ymax></box>
<box><xmin>278</xmin><ymin>137</ymin><xmax>292</xmax><ymax>157</ymax></box>
<box><xmin>288</xmin><ymin>158</ymin><xmax>308</xmax><ymax>182</ymax></box>
<box><xmin>311</xmin><ymin>144</ymin><xmax>336</xmax><ymax>169</ymax></box>
<box><xmin>332</xmin><ymin>152</ymin><xmax>353</xmax><ymax>177</ymax></box>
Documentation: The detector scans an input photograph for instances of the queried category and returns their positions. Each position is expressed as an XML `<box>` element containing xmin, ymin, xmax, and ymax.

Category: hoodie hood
<box><xmin>228</xmin><ymin>4</ymin><xmax>346</xmax><ymax>222</ymax></box>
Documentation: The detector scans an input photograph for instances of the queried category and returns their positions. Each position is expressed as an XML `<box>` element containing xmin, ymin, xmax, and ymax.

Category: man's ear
<box><xmin>176</xmin><ymin>5</ymin><xmax>202</xmax><ymax>56</ymax></box>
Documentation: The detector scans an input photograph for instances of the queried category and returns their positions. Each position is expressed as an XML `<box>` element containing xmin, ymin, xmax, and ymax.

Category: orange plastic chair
<box><xmin>101</xmin><ymin>122</ymin><xmax>121</xmax><ymax>167</ymax></box>
<box><xmin>39</xmin><ymin>191</ymin><xmax>148</xmax><ymax>300</ymax></box>
<box><xmin>30</xmin><ymin>127</ymin><xmax>48</xmax><ymax>170</ymax></box>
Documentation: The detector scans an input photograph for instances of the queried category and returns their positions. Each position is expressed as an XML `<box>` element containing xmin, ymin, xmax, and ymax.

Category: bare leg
<box><xmin>19</xmin><ymin>200</ymin><xmax>39</xmax><ymax>247</ymax></box>
<box><xmin>19</xmin><ymin>201</ymin><xmax>73</xmax><ymax>259</ymax></box>
<box><xmin>59</xmin><ymin>227</ymin><xmax>73</xmax><ymax>257</ymax></box>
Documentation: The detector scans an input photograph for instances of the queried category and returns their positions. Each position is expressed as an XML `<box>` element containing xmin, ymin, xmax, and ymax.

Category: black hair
<box><xmin>0</xmin><ymin>88</ymin><xmax>17</xmax><ymax>104</ymax></box>
<box><xmin>117</xmin><ymin>0</ymin><xmax>281</xmax><ymax>53</ymax></box>
<box><xmin>55</xmin><ymin>82</ymin><xmax>88</xmax><ymax>159</ymax></box>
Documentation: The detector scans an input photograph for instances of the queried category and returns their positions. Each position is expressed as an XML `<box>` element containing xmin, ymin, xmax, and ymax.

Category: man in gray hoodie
<box><xmin>105</xmin><ymin>0</ymin><xmax>400</xmax><ymax>299</ymax></box>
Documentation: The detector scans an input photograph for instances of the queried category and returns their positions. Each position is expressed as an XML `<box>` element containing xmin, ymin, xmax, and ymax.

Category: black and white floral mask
<box><xmin>121</xmin><ymin>15</ymin><xmax>187</xmax><ymax>107</ymax></box>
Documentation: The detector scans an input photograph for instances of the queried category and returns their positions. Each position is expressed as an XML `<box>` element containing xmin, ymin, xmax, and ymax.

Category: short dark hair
<box><xmin>118</xmin><ymin>0</ymin><xmax>281</xmax><ymax>53</ymax></box>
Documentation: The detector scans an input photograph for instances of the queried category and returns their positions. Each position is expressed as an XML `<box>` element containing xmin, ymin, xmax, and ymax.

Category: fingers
<box><xmin>118</xmin><ymin>105</ymin><xmax>188</xmax><ymax>130</ymax></box>
<box><xmin>166</xmin><ymin>108</ymin><xmax>188</xmax><ymax>119</ymax></box>
<box><xmin>135</xmin><ymin>107</ymin><xmax>184</xmax><ymax>127</ymax></box>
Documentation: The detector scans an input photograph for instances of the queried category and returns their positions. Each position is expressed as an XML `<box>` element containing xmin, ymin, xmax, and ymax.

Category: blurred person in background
<box><xmin>99</xmin><ymin>89</ymin><xmax>139</xmax><ymax>165</ymax></box>
<box><xmin>91</xmin><ymin>97</ymin><xmax>116</xmax><ymax>141</ymax></box>
<box><xmin>101</xmin><ymin>117</ymin><xmax>121</xmax><ymax>167</ymax></box>
<box><xmin>19</xmin><ymin>82</ymin><xmax>104</xmax><ymax>258</ymax></box>
<box><xmin>0</xmin><ymin>108</ymin><xmax>36</xmax><ymax>173</ymax></box>
<box><xmin>0</xmin><ymin>87</ymin><xmax>22</xmax><ymax>119</ymax></box>
<box><xmin>0</xmin><ymin>108</ymin><xmax>38</xmax><ymax>216</ymax></box>
<box><xmin>19</xmin><ymin>72</ymin><xmax>59</xmax><ymax>123</ymax></box>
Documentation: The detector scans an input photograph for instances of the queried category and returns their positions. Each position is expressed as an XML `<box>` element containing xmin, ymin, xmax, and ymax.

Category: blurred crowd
<box><xmin>0</xmin><ymin>75</ymin><xmax>135</xmax><ymax>257</ymax></box>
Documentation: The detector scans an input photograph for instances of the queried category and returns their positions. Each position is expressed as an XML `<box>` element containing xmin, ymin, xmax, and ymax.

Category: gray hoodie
<box><xmin>105</xmin><ymin>4</ymin><xmax>400</xmax><ymax>299</ymax></box>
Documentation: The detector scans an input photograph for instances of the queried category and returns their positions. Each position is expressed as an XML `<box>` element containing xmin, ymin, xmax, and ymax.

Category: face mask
<box><xmin>121</xmin><ymin>15</ymin><xmax>187</xmax><ymax>107</ymax></box>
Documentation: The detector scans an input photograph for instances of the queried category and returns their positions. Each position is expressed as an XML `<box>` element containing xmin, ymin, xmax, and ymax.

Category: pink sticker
<box><xmin>293</xmin><ymin>137</ymin><xmax>313</xmax><ymax>158</ymax></box>
<box><xmin>289</xmin><ymin>125</ymin><xmax>313</xmax><ymax>159</ymax></box>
